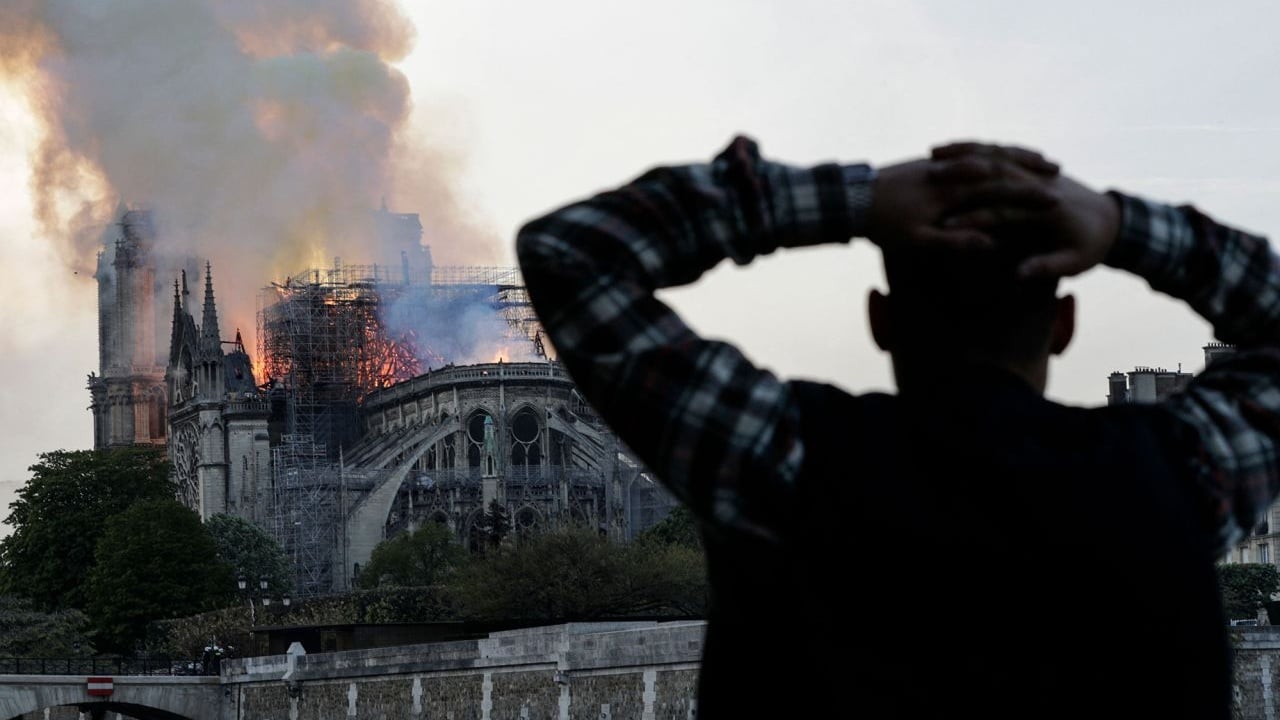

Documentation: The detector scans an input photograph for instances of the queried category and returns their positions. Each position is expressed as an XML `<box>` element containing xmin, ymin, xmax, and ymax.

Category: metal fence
<box><xmin>0</xmin><ymin>656</ymin><xmax>210</xmax><ymax>676</ymax></box>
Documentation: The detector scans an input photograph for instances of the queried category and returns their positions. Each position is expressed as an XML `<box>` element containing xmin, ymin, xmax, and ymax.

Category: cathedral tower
<box><xmin>88</xmin><ymin>207</ymin><xmax>171</xmax><ymax>449</ymax></box>
<box><xmin>166</xmin><ymin>264</ymin><xmax>271</xmax><ymax>518</ymax></box>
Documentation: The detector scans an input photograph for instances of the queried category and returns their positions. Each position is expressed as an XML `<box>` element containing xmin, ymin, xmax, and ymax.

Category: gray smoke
<box><xmin>382</xmin><ymin>285</ymin><xmax>543</xmax><ymax>368</ymax></box>
<box><xmin>1</xmin><ymin>0</ymin><xmax>492</xmax><ymax>345</ymax></box>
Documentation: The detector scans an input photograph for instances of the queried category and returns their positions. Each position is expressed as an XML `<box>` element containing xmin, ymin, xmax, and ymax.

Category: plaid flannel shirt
<box><xmin>1108</xmin><ymin>195</ymin><xmax>1280</xmax><ymax>552</ymax></box>
<box><xmin>516</xmin><ymin>136</ymin><xmax>1280</xmax><ymax>556</ymax></box>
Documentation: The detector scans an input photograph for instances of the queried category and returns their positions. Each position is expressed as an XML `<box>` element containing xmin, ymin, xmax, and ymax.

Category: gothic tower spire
<box><xmin>201</xmin><ymin>262</ymin><xmax>221</xmax><ymax>355</ymax></box>
<box><xmin>171</xmin><ymin>278</ymin><xmax>182</xmax><ymax>336</ymax></box>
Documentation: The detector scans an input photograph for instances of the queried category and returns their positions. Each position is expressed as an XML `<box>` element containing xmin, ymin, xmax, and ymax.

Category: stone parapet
<box><xmin>220</xmin><ymin>622</ymin><xmax>705</xmax><ymax>720</ymax></box>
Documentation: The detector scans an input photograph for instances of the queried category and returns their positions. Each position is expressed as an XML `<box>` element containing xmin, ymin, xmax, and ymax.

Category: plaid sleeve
<box><xmin>516</xmin><ymin>136</ymin><xmax>874</xmax><ymax>543</ymax></box>
<box><xmin>1108</xmin><ymin>193</ymin><xmax>1280</xmax><ymax>553</ymax></box>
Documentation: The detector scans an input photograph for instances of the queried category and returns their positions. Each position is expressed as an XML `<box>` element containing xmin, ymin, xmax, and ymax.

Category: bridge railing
<box><xmin>0</xmin><ymin>656</ymin><xmax>210</xmax><ymax>676</ymax></box>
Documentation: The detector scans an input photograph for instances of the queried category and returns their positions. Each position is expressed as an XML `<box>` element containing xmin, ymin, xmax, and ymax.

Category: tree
<box><xmin>87</xmin><ymin>498</ymin><xmax>234</xmax><ymax>653</ymax></box>
<box><xmin>205</xmin><ymin>514</ymin><xmax>292</xmax><ymax>593</ymax></box>
<box><xmin>452</xmin><ymin>527</ymin><xmax>707</xmax><ymax>621</ymax></box>
<box><xmin>1219</xmin><ymin>563</ymin><xmax>1280</xmax><ymax>620</ymax></box>
<box><xmin>0</xmin><ymin>447</ymin><xmax>175</xmax><ymax>610</ymax></box>
<box><xmin>0</xmin><ymin>595</ymin><xmax>94</xmax><ymax>656</ymax></box>
<box><xmin>637</xmin><ymin>506</ymin><xmax>702</xmax><ymax>549</ymax></box>
<box><xmin>360</xmin><ymin>521</ymin><xmax>467</xmax><ymax>589</ymax></box>
<box><xmin>469</xmin><ymin>499</ymin><xmax>511</xmax><ymax>552</ymax></box>
<box><xmin>621</xmin><ymin>541</ymin><xmax>707</xmax><ymax>617</ymax></box>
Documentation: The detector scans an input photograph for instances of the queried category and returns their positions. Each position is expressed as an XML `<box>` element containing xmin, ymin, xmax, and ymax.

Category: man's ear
<box><xmin>1049</xmin><ymin>294</ymin><xmax>1075</xmax><ymax>356</ymax></box>
<box><xmin>869</xmin><ymin>289</ymin><xmax>892</xmax><ymax>352</ymax></box>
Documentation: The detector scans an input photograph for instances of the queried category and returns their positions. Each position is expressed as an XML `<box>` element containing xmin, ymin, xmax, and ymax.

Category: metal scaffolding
<box><xmin>257</xmin><ymin>261</ymin><xmax>431</xmax><ymax>454</ymax></box>
<box><xmin>258</xmin><ymin>259</ymin><xmax>544</xmax><ymax>455</ymax></box>
<box><xmin>429</xmin><ymin>265</ymin><xmax>521</xmax><ymax>288</ymax></box>
<box><xmin>269</xmin><ymin>435</ymin><xmax>339</xmax><ymax>598</ymax></box>
<box><xmin>427</xmin><ymin>266</ymin><xmax>545</xmax><ymax>355</ymax></box>
<box><xmin>255</xmin><ymin>256</ymin><xmax>547</xmax><ymax>595</ymax></box>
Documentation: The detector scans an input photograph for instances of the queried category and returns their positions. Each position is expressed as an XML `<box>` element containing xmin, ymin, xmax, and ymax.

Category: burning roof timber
<box><xmin>257</xmin><ymin>258</ymin><xmax>546</xmax><ymax>454</ymax></box>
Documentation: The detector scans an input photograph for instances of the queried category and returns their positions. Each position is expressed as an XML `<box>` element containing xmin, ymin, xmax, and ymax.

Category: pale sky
<box><xmin>2</xmin><ymin>0</ymin><xmax>1278</xmax><ymax>532</ymax></box>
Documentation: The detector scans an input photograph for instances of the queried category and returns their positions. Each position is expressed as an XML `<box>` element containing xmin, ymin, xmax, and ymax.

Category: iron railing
<box><xmin>0</xmin><ymin>656</ymin><xmax>211</xmax><ymax>676</ymax></box>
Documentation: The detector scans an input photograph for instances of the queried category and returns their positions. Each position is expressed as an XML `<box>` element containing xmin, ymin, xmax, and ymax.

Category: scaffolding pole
<box><xmin>256</xmin><ymin>258</ymin><xmax>548</xmax><ymax>593</ymax></box>
<box><xmin>270</xmin><ymin>434</ymin><xmax>338</xmax><ymax>598</ymax></box>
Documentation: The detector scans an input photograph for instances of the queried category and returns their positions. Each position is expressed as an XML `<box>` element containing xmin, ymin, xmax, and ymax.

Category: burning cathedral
<box><xmin>90</xmin><ymin>205</ymin><xmax>676</xmax><ymax>596</ymax></box>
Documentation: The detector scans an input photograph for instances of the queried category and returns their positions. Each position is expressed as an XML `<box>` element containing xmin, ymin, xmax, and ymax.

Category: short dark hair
<box><xmin>881</xmin><ymin>243</ymin><xmax>1060</xmax><ymax>365</ymax></box>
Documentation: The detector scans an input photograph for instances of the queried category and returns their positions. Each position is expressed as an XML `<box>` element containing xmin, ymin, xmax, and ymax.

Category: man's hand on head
<box><xmin>931</xmin><ymin>142</ymin><xmax>1122</xmax><ymax>280</ymax></box>
<box><xmin>867</xmin><ymin>143</ymin><xmax>1060</xmax><ymax>254</ymax></box>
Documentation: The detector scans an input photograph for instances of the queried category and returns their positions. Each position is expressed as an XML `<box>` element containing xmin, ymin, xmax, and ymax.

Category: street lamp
<box><xmin>237</xmin><ymin>575</ymin><xmax>257</xmax><ymax>625</ymax></box>
<box><xmin>261</xmin><ymin>591</ymin><xmax>292</xmax><ymax>609</ymax></box>
<box><xmin>240</xmin><ymin>574</ymin><xmax>293</xmax><ymax>619</ymax></box>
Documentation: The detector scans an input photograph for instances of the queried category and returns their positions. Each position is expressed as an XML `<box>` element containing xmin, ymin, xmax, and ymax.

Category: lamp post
<box><xmin>237</xmin><ymin>575</ymin><xmax>256</xmax><ymax>626</ymax></box>
<box><xmin>239</xmin><ymin>574</ymin><xmax>293</xmax><ymax>627</ymax></box>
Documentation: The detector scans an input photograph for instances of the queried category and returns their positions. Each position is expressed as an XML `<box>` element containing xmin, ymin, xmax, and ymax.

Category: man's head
<box><xmin>868</xmin><ymin>243</ymin><xmax>1075</xmax><ymax>393</ymax></box>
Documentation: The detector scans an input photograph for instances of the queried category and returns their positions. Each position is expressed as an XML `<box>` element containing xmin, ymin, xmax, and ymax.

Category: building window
<box><xmin>510</xmin><ymin>407</ymin><xmax>542</xmax><ymax>469</ymax></box>
<box><xmin>1261</xmin><ymin>544</ymin><xmax>1271</xmax><ymax>565</ymax></box>
<box><xmin>467</xmin><ymin>412</ymin><xmax>493</xmax><ymax>468</ymax></box>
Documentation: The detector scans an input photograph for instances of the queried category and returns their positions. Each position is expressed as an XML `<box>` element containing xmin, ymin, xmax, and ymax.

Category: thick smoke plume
<box><xmin>384</xmin><ymin>290</ymin><xmax>543</xmax><ymax>369</ymax></box>
<box><xmin>1</xmin><ymin>0</ymin><xmax>493</xmax><ymax>351</ymax></box>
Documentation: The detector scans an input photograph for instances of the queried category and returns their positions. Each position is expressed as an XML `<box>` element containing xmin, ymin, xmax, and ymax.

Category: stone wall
<box><xmin>1233</xmin><ymin>628</ymin><xmax>1280</xmax><ymax>719</ymax></box>
<box><xmin>221</xmin><ymin>621</ymin><xmax>703</xmax><ymax>720</ymax></box>
<box><xmin>16</xmin><ymin>622</ymin><xmax>1280</xmax><ymax>719</ymax></box>
<box><xmin>222</xmin><ymin>621</ymin><xmax>1280</xmax><ymax>720</ymax></box>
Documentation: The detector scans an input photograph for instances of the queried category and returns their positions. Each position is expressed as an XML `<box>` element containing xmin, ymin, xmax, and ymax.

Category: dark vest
<box><xmin>696</xmin><ymin>371</ymin><xmax>1231</xmax><ymax>718</ymax></box>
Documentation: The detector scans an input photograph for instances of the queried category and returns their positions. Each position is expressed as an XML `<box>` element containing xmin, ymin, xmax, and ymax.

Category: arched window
<box><xmin>515</xmin><ymin>506</ymin><xmax>542</xmax><ymax>537</ymax></box>
<box><xmin>467</xmin><ymin>411</ymin><xmax>493</xmax><ymax>468</ymax></box>
<box><xmin>510</xmin><ymin>408</ymin><xmax>542</xmax><ymax>468</ymax></box>
<box><xmin>440</xmin><ymin>435</ymin><xmax>456</xmax><ymax>469</ymax></box>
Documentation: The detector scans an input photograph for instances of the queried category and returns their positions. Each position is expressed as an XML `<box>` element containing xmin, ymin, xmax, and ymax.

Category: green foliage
<box><xmin>359</xmin><ymin>521</ymin><xmax>466</xmax><ymax>589</ymax></box>
<box><xmin>148</xmin><ymin>605</ymin><xmax>252</xmax><ymax>660</ymax></box>
<box><xmin>351</xmin><ymin>586</ymin><xmax>459</xmax><ymax>624</ymax></box>
<box><xmin>151</xmin><ymin>528</ymin><xmax>704</xmax><ymax>658</ymax></box>
<box><xmin>622</xmin><ymin>541</ymin><xmax>708</xmax><ymax>616</ymax></box>
<box><xmin>0</xmin><ymin>447</ymin><xmax>175</xmax><ymax>610</ymax></box>
<box><xmin>470</xmin><ymin>499</ymin><xmax>511</xmax><ymax>553</ymax></box>
<box><xmin>637</xmin><ymin>506</ymin><xmax>702</xmax><ymax>549</ymax></box>
<box><xmin>205</xmin><ymin>514</ymin><xmax>292</xmax><ymax>593</ymax></box>
<box><xmin>87</xmin><ymin>498</ymin><xmax>235</xmax><ymax>652</ymax></box>
<box><xmin>451</xmin><ymin>527</ymin><xmax>706</xmax><ymax>621</ymax></box>
<box><xmin>1219</xmin><ymin>563</ymin><xmax>1280</xmax><ymax>619</ymax></box>
<box><xmin>0</xmin><ymin>595</ymin><xmax>94</xmax><ymax>656</ymax></box>
<box><xmin>272</xmin><ymin>587</ymin><xmax>457</xmax><ymax>626</ymax></box>
<box><xmin>152</xmin><ymin>586</ymin><xmax>459</xmax><ymax>656</ymax></box>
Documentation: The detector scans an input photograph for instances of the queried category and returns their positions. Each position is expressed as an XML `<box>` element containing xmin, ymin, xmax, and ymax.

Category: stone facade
<box><xmin>88</xmin><ymin>208</ymin><xmax>181</xmax><ymax>450</ymax></box>
<box><xmin>1232</xmin><ymin>628</ymin><xmax>1280</xmax><ymax>719</ymax></box>
<box><xmin>165</xmin><ymin>266</ymin><xmax>270</xmax><ymax>517</ymax></box>
<box><xmin>89</xmin><ymin>207</ymin><xmax>270</xmax><ymax>520</ymax></box>
<box><xmin>91</xmin><ymin>209</ymin><xmax>676</xmax><ymax>596</ymax></box>
<box><xmin>221</xmin><ymin>622</ymin><xmax>704</xmax><ymax>720</ymax></box>
<box><xmin>343</xmin><ymin>362</ymin><xmax>673</xmax><ymax>571</ymax></box>
<box><xmin>17</xmin><ymin>624</ymin><xmax>1280</xmax><ymax>718</ymax></box>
